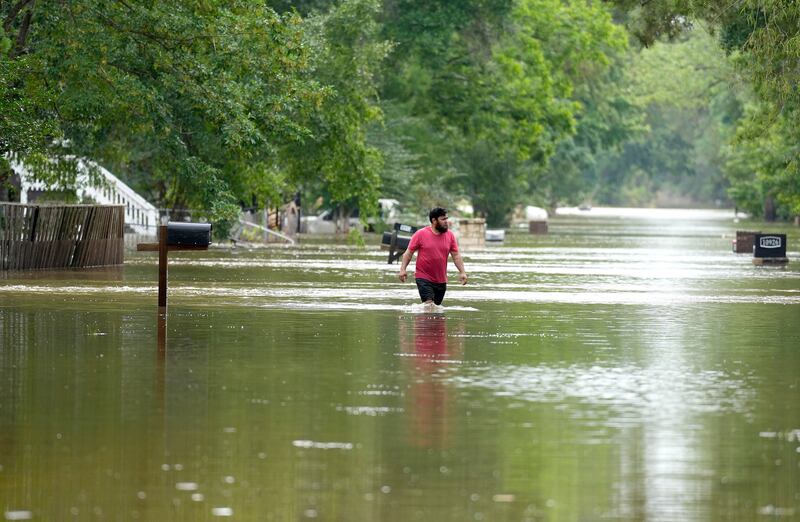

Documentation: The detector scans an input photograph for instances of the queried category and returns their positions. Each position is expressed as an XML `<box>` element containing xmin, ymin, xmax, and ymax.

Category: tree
<box><xmin>723</xmin><ymin>104</ymin><xmax>800</xmax><ymax>220</ymax></box>
<box><xmin>585</xmin><ymin>24</ymin><xmax>745</xmax><ymax>208</ymax></box>
<box><xmin>1</xmin><ymin>0</ymin><xmax>327</xmax><ymax>235</ymax></box>
<box><xmin>375</xmin><ymin>0</ymin><xmax>628</xmax><ymax>226</ymax></box>
<box><xmin>284</xmin><ymin>0</ymin><xmax>391</xmax><ymax>231</ymax></box>
<box><xmin>609</xmin><ymin>0</ymin><xmax>800</xmax><ymax>220</ymax></box>
<box><xmin>537</xmin><ymin>34</ymin><xmax>642</xmax><ymax>209</ymax></box>
<box><xmin>375</xmin><ymin>0</ymin><xmax>516</xmax><ymax>222</ymax></box>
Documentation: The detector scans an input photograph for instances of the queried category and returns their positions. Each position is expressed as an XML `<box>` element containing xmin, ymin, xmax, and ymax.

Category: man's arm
<box><xmin>398</xmin><ymin>249</ymin><xmax>414</xmax><ymax>282</ymax></box>
<box><xmin>451</xmin><ymin>250</ymin><xmax>467</xmax><ymax>285</ymax></box>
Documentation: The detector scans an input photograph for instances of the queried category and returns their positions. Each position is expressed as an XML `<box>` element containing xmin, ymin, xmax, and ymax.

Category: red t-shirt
<box><xmin>407</xmin><ymin>226</ymin><xmax>459</xmax><ymax>283</ymax></box>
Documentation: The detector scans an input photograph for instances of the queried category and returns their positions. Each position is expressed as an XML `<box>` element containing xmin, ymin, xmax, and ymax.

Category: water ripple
<box><xmin>452</xmin><ymin>363</ymin><xmax>754</xmax><ymax>421</ymax></box>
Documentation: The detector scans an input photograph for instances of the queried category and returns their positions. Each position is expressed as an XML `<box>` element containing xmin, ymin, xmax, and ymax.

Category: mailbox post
<box><xmin>380</xmin><ymin>223</ymin><xmax>418</xmax><ymax>264</ymax></box>
<box><xmin>137</xmin><ymin>222</ymin><xmax>212</xmax><ymax>311</ymax></box>
<box><xmin>158</xmin><ymin>225</ymin><xmax>168</xmax><ymax>308</ymax></box>
<box><xmin>137</xmin><ymin>222</ymin><xmax>211</xmax><ymax>354</ymax></box>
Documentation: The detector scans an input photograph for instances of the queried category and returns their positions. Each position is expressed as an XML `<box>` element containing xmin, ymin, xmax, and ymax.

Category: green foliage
<box><xmin>723</xmin><ymin>104</ymin><xmax>800</xmax><ymax>219</ymax></box>
<box><xmin>2</xmin><ymin>0</ymin><xmax>325</xmax><ymax>233</ymax></box>
<box><xmin>610</xmin><ymin>0</ymin><xmax>800</xmax><ymax>219</ymax></box>
<box><xmin>368</xmin><ymin>100</ymin><xmax>459</xmax><ymax>218</ymax></box>
<box><xmin>346</xmin><ymin>227</ymin><xmax>366</xmax><ymax>247</ymax></box>
<box><xmin>10</xmin><ymin>0</ymin><xmax>797</xmax><ymax>228</ymax></box>
<box><xmin>470</xmin><ymin>0</ymin><xmax>629</xmax><ymax>223</ymax></box>
<box><xmin>608</xmin><ymin>0</ymin><xmax>693</xmax><ymax>46</ymax></box>
<box><xmin>538</xmin><ymin>24</ymin><xmax>642</xmax><ymax>209</ymax></box>
<box><xmin>0</xmin><ymin>53</ymin><xmax>59</xmax><ymax>158</ymax></box>
<box><xmin>378</xmin><ymin>0</ymin><xmax>537</xmax><ymax>224</ymax></box>
<box><xmin>721</xmin><ymin>2</ymin><xmax>800</xmax><ymax>218</ymax></box>
<box><xmin>587</xmin><ymin>26</ymin><xmax>744</xmax><ymax>208</ymax></box>
<box><xmin>376</xmin><ymin>0</ymin><xmax>629</xmax><ymax>226</ymax></box>
<box><xmin>285</xmin><ymin>0</ymin><xmax>390</xmax><ymax>224</ymax></box>
<box><xmin>719</xmin><ymin>6</ymin><xmax>766</xmax><ymax>53</ymax></box>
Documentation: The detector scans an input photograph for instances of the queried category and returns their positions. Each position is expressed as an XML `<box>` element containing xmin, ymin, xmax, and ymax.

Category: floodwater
<box><xmin>1</xmin><ymin>208</ymin><xmax>799</xmax><ymax>521</ymax></box>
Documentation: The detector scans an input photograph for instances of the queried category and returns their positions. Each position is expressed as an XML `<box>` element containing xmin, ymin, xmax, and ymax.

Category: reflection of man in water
<box><xmin>404</xmin><ymin>314</ymin><xmax>453</xmax><ymax>448</ymax></box>
<box><xmin>398</xmin><ymin>314</ymin><xmax>464</xmax><ymax>449</ymax></box>
<box><xmin>398</xmin><ymin>207</ymin><xmax>467</xmax><ymax>306</ymax></box>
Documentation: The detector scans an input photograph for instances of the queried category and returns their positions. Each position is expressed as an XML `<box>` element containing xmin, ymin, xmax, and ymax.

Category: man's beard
<box><xmin>434</xmin><ymin>222</ymin><xmax>448</xmax><ymax>233</ymax></box>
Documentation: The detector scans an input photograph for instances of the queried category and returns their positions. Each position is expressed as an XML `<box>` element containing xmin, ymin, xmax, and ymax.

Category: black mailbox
<box><xmin>167</xmin><ymin>222</ymin><xmax>212</xmax><ymax>247</ymax></box>
<box><xmin>381</xmin><ymin>231</ymin><xmax>411</xmax><ymax>250</ymax></box>
<box><xmin>380</xmin><ymin>223</ymin><xmax>419</xmax><ymax>264</ymax></box>
<box><xmin>395</xmin><ymin>223</ymin><xmax>416</xmax><ymax>234</ymax></box>
<box><xmin>754</xmin><ymin>233</ymin><xmax>786</xmax><ymax>258</ymax></box>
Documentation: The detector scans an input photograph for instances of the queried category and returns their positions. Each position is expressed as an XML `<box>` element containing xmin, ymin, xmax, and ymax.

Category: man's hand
<box><xmin>399</xmin><ymin>269</ymin><xmax>407</xmax><ymax>282</ymax></box>
<box><xmin>451</xmin><ymin>250</ymin><xmax>467</xmax><ymax>286</ymax></box>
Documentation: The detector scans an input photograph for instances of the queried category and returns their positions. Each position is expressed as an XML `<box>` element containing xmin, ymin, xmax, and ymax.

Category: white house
<box><xmin>8</xmin><ymin>156</ymin><xmax>159</xmax><ymax>235</ymax></box>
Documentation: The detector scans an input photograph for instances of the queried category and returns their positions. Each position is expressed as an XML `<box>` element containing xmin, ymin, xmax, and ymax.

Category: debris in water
<box><xmin>292</xmin><ymin>440</ymin><xmax>353</xmax><ymax>450</ymax></box>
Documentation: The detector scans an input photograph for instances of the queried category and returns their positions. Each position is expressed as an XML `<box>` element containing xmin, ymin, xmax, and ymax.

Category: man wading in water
<box><xmin>398</xmin><ymin>207</ymin><xmax>468</xmax><ymax>307</ymax></box>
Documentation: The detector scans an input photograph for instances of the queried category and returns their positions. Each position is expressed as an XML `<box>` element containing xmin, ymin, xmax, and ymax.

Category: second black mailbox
<box><xmin>381</xmin><ymin>231</ymin><xmax>411</xmax><ymax>251</ymax></box>
<box><xmin>167</xmin><ymin>222</ymin><xmax>212</xmax><ymax>247</ymax></box>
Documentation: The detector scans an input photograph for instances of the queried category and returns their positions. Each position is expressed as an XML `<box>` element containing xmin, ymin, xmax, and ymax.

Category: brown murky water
<box><xmin>1</xmin><ymin>208</ymin><xmax>798</xmax><ymax>521</ymax></box>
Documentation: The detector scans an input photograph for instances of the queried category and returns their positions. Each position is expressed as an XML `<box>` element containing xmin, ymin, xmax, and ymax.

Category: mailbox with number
<box><xmin>753</xmin><ymin>233</ymin><xmax>788</xmax><ymax>265</ymax></box>
<box><xmin>754</xmin><ymin>234</ymin><xmax>786</xmax><ymax>258</ymax></box>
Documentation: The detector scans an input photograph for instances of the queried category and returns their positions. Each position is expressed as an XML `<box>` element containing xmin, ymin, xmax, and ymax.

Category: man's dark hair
<box><xmin>429</xmin><ymin>207</ymin><xmax>448</xmax><ymax>222</ymax></box>
<box><xmin>428</xmin><ymin>207</ymin><xmax>447</xmax><ymax>223</ymax></box>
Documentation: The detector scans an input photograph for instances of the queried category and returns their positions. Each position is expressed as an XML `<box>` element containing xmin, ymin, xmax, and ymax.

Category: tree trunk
<box><xmin>548</xmin><ymin>198</ymin><xmax>558</xmax><ymax>217</ymax></box>
<box><xmin>0</xmin><ymin>176</ymin><xmax>7</xmax><ymax>202</ymax></box>
<box><xmin>337</xmin><ymin>206</ymin><xmax>350</xmax><ymax>234</ymax></box>
<box><xmin>763</xmin><ymin>196</ymin><xmax>777</xmax><ymax>222</ymax></box>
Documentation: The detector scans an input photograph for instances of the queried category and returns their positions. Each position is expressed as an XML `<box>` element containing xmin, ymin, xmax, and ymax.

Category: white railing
<box><xmin>9</xmin><ymin>156</ymin><xmax>159</xmax><ymax>235</ymax></box>
<box><xmin>237</xmin><ymin>219</ymin><xmax>295</xmax><ymax>244</ymax></box>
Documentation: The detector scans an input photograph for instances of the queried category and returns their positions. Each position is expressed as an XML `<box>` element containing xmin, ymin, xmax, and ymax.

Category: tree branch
<box><xmin>9</xmin><ymin>6</ymin><xmax>31</xmax><ymax>58</ymax></box>
<box><xmin>2</xmin><ymin>0</ymin><xmax>34</xmax><ymax>33</ymax></box>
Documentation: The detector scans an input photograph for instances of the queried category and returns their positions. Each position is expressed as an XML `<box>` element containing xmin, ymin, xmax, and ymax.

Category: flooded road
<box><xmin>1</xmin><ymin>208</ymin><xmax>799</xmax><ymax>520</ymax></box>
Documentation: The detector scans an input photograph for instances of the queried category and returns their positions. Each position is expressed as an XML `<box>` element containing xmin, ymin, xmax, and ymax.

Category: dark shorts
<box><xmin>415</xmin><ymin>278</ymin><xmax>447</xmax><ymax>305</ymax></box>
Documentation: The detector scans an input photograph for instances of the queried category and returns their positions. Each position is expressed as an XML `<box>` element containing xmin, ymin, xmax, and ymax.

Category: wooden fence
<box><xmin>1</xmin><ymin>203</ymin><xmax>124</xmax><ymax>270</ymax></box>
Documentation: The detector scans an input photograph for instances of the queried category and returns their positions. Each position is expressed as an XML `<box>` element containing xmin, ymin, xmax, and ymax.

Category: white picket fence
<box><xmin>9</xmin><ymin>157</ymin><xmax>159</xmax><ymax>235</ymax></box>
